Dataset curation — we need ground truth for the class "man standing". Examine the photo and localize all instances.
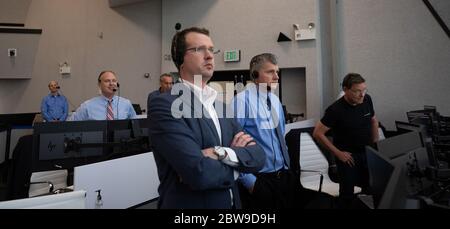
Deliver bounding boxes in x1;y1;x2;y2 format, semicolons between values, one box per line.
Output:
148;27;265;209
71;71;136;121
41;80;68;122
147;73;174;109
313;73;379;207
233;53;302;208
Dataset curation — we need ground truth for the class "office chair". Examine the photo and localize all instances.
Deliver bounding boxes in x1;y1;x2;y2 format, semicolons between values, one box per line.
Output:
132;104;144;115
282;105;304;123
286;128;361;196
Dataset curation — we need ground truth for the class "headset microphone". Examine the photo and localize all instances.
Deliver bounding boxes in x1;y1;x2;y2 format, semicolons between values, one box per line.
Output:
112;83;119;92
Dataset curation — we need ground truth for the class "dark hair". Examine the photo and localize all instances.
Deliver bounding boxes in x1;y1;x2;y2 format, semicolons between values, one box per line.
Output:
342;73;365;90
98;70;116;82
159;73;173;82
249;53;278;80
171;27;210;71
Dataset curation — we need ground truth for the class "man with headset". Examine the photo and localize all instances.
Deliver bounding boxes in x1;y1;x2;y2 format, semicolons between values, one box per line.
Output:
147;73;174;110
148;27;265;209
71;70;136;121
232;53;300;208
41;80;69;122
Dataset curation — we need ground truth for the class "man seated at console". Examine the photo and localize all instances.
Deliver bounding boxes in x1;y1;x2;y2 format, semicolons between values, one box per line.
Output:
71;71;136;121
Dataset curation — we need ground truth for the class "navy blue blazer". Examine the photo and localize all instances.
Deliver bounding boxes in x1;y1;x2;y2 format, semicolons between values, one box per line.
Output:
148;84;265;209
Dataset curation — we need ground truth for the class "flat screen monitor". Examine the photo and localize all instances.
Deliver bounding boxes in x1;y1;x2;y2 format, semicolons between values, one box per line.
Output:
377;165;410;209
395;121;438;167
32;121;107;172
0;112;39;127
377;131;424;160
366;146;422;209
406;109;439;135
104;119;151;160
366;146;395;208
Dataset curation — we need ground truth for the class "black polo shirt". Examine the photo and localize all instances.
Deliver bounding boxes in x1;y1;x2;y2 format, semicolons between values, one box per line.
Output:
321;94;375;154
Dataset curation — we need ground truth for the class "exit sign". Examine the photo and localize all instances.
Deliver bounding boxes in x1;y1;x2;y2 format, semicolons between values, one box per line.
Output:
224;50;240;62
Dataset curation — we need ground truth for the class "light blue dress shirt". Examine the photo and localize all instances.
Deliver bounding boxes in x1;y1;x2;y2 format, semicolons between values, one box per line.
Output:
41;93;68;121
71;95;136;121
232;84;288;190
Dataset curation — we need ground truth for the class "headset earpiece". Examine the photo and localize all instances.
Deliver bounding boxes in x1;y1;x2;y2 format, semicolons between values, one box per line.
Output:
253;71;259;79
171;32;184;70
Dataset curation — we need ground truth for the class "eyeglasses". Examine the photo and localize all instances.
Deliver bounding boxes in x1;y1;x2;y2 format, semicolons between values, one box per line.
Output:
350;88;368;95
185;46;220;55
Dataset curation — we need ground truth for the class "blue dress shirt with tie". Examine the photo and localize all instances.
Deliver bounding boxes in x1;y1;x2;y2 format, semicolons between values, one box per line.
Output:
71;95;137;121
232;84;289;190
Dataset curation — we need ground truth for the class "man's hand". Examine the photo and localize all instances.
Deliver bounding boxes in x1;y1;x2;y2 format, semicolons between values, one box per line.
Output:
337;151;355;167
231;131;256;147
202;148;218;160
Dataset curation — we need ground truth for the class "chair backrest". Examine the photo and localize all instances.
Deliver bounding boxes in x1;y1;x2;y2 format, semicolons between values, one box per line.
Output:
29;170;68;197
285;127;314;177
132;104;143;115
299;133;329;183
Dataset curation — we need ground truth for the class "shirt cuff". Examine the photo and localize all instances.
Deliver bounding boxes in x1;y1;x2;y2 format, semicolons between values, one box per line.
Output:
222;147;239;167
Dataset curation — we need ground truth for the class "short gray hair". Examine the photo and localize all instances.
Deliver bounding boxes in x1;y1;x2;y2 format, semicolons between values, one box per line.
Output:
160;73;173;82
249;53;278;80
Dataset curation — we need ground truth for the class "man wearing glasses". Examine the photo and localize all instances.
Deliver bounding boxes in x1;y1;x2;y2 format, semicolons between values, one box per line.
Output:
313;73;379;208
148;27;265;209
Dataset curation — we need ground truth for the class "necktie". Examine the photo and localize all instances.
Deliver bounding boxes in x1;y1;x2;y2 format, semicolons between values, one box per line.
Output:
268;95;290;168
107;99;114;120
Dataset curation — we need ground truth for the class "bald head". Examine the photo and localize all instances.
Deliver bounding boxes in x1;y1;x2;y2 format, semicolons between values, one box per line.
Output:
48;81;60;94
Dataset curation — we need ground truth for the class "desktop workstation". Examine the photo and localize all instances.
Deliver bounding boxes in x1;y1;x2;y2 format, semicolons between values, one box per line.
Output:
2;117;159;208
363;107;450;209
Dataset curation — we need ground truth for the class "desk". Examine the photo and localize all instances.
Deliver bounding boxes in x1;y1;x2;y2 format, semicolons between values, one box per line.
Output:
74;152;159;209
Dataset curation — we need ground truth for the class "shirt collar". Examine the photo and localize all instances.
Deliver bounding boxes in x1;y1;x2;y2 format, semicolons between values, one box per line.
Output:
100;95;116;102
247;83;274;99
182;79;217;104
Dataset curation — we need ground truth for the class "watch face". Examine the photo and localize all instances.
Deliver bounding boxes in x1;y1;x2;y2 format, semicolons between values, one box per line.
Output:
215;147;226;160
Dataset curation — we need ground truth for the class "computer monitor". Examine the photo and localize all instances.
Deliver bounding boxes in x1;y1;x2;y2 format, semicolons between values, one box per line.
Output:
104;119;151;160
366;146;395;208
406;109;439;136
0;112;39;127
377;131;424;160
395;121;438;167
32;121;107;172
367;145;423;209
377;164;410;209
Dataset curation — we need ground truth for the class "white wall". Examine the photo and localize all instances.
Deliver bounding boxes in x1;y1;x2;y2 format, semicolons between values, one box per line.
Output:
0;0;162;114
335;0;450;129
0;0;31;24
161;0;322;119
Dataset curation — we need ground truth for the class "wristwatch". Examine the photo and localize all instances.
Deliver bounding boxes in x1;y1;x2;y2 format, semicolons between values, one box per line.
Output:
214;146;227;161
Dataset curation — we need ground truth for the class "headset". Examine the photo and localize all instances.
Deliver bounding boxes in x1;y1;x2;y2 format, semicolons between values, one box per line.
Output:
249;57;260;81
98;71;120;119
171;27;211;71
171;31;184;71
